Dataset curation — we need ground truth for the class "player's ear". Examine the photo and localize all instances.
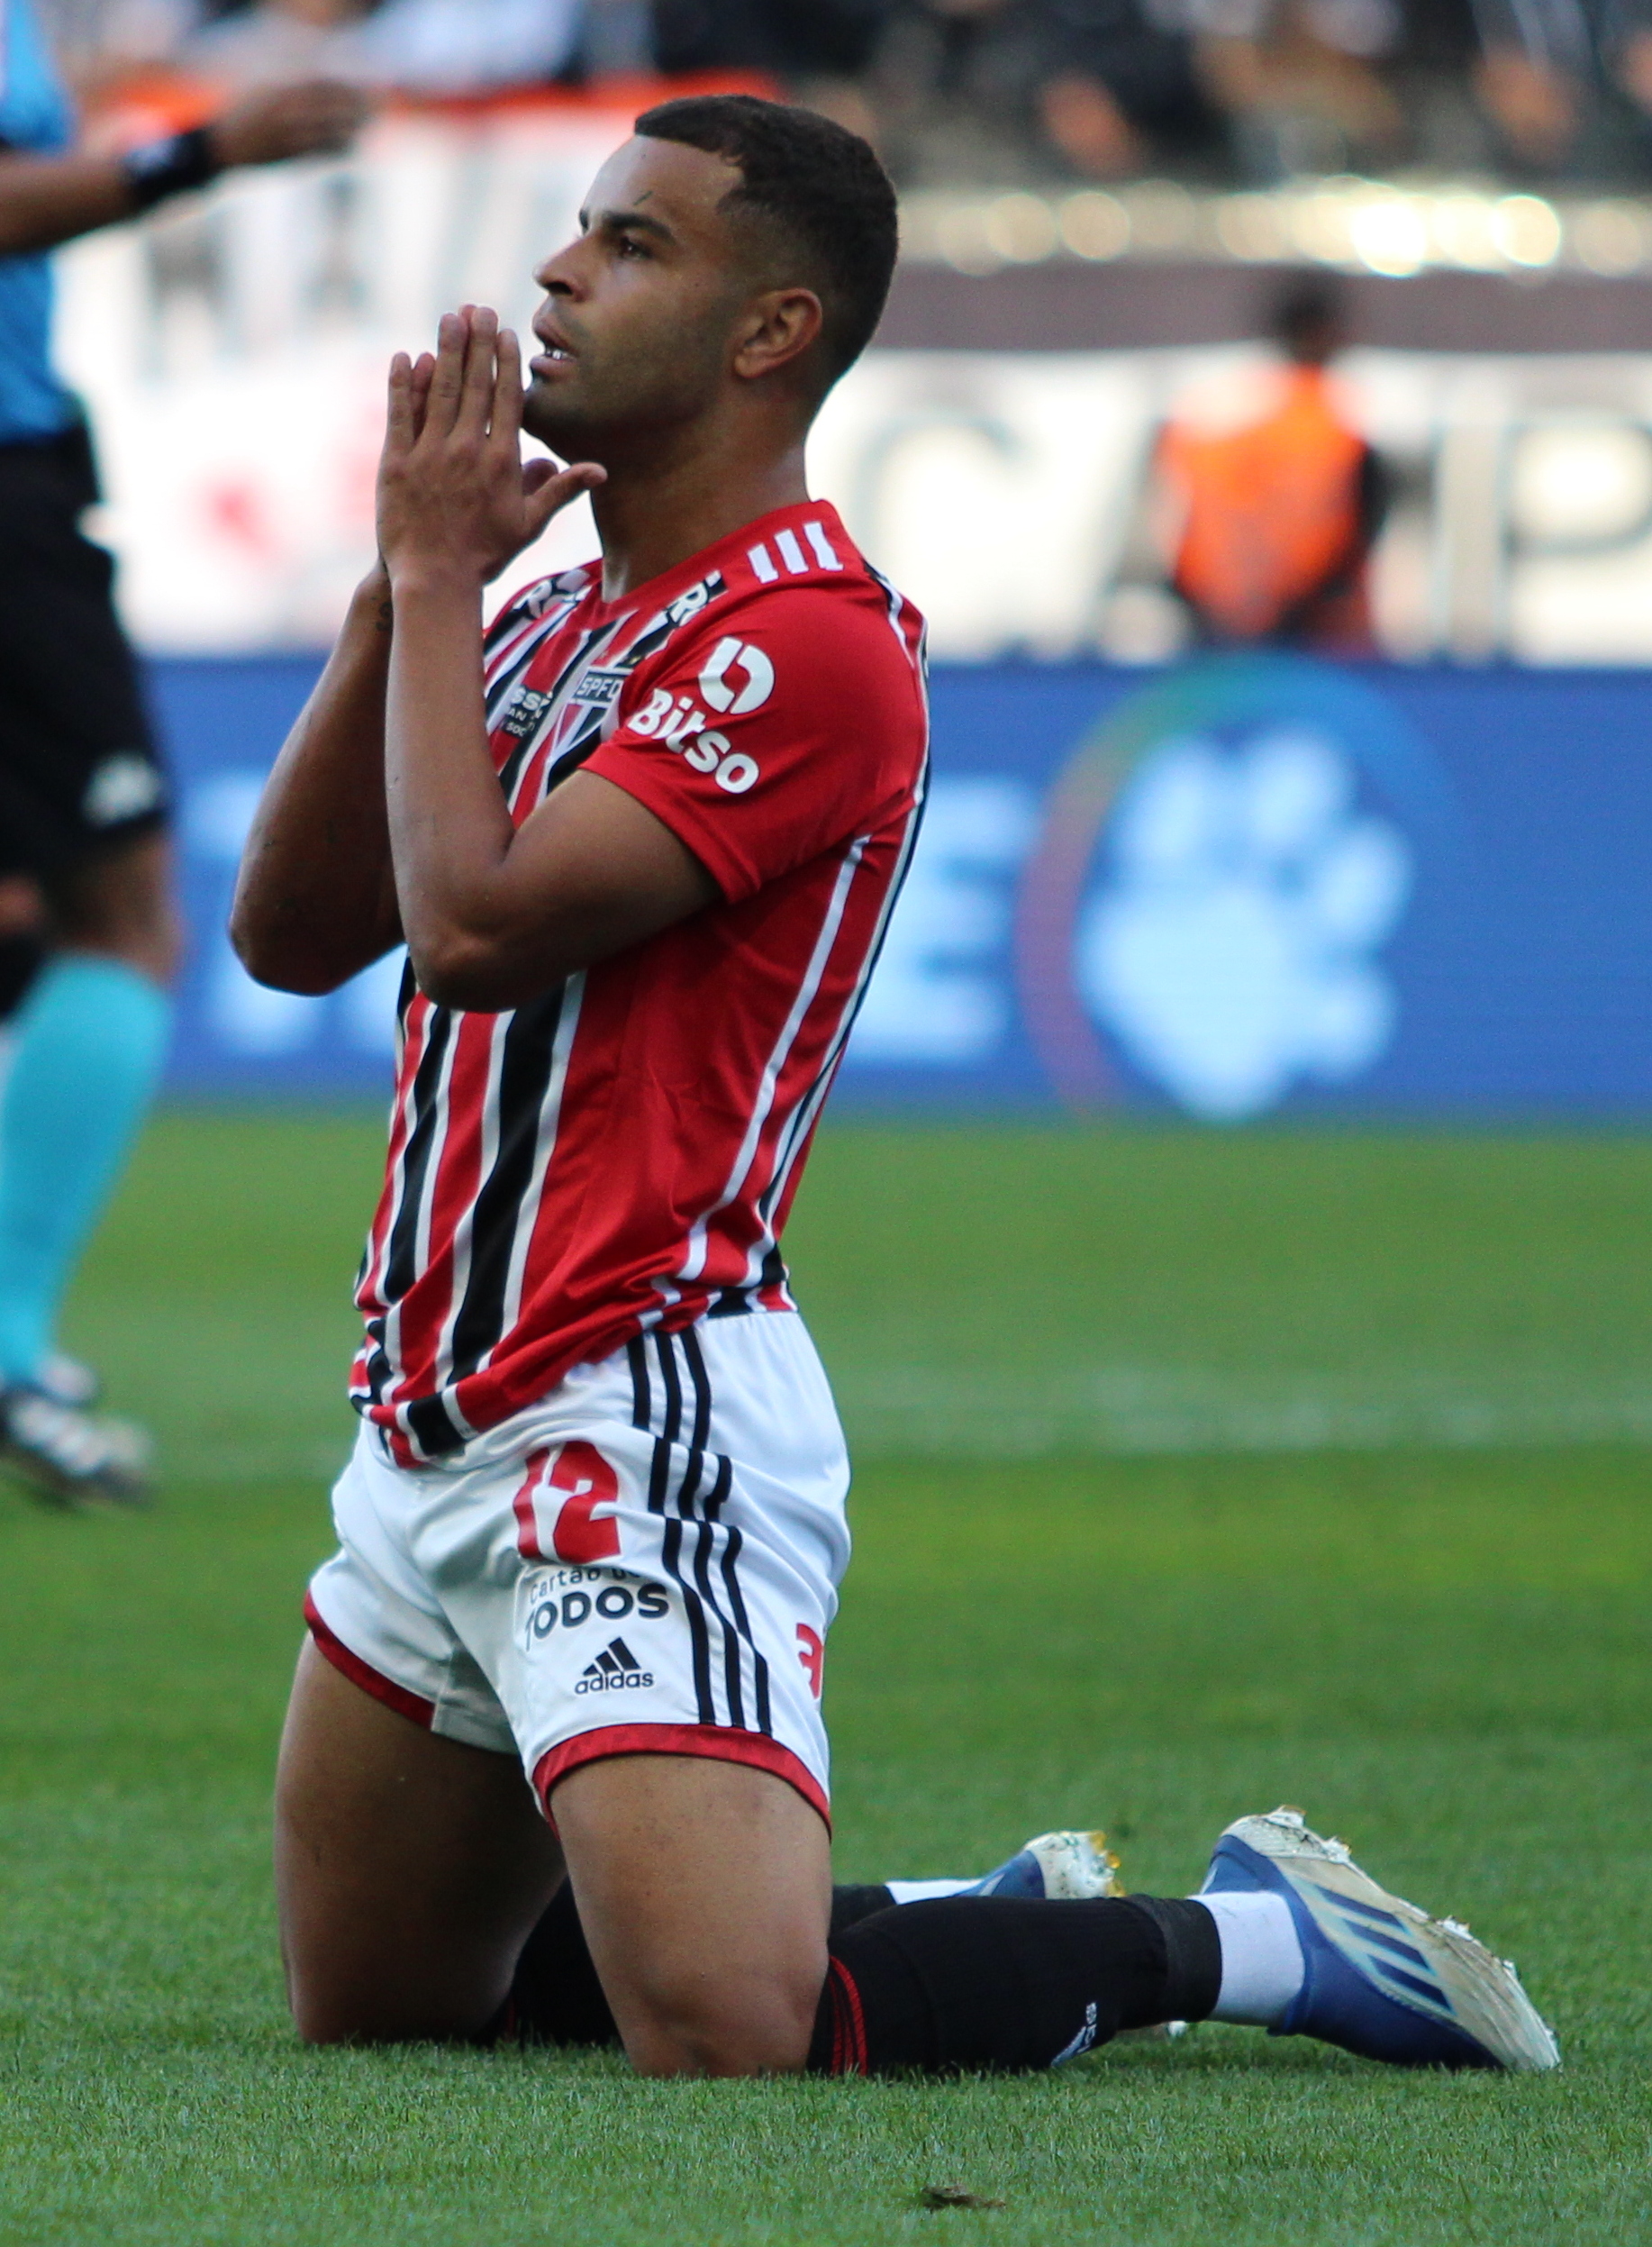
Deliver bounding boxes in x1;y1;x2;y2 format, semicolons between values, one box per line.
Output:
731;288;823;386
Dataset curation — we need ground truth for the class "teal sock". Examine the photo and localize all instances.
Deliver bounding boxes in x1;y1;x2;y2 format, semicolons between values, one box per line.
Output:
0;954;171;1385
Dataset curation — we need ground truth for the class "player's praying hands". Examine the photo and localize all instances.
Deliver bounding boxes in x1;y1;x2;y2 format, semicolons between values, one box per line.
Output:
377;307;604;590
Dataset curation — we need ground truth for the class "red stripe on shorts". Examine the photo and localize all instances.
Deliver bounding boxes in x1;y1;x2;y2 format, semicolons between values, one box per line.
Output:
304;1593;436;1730
827;1956;868;2075
532;1722;831;1831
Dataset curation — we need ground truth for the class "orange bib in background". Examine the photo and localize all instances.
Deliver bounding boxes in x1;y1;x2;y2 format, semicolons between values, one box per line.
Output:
1161;367;1372;645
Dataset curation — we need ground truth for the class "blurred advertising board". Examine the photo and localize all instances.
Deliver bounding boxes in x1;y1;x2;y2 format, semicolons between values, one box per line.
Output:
52;111;1652;666
159;651;1652;1119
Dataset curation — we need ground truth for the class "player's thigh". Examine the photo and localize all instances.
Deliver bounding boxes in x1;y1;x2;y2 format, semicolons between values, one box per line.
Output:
551;1751;831;2077
275;1639;564;2043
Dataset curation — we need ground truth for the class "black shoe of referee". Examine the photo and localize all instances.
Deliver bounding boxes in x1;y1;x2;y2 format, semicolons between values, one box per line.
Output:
0;1383;151;1508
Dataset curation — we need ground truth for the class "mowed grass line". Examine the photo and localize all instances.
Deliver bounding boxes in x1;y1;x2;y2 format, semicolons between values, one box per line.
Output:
0;1114;1644;2244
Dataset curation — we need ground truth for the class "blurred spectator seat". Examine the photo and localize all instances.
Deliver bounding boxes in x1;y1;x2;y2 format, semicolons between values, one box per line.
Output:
183;0;585;92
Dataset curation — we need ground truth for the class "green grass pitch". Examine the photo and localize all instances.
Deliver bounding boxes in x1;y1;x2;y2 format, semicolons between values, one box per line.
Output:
1;1113;1649;2244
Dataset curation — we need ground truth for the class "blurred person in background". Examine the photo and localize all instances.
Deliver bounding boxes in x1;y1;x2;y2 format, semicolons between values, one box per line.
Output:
650;0;894;138
1468;0;1652;174
0;0;364;1504
1180;0;1405;177
1028;0;1229;177
873;0;1224;180
1157;273;1387;650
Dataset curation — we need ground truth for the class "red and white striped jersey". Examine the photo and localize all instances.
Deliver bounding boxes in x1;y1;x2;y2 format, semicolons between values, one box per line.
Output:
351;499;929;1466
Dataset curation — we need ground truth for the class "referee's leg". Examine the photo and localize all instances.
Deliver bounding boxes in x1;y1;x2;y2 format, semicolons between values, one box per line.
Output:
0;434;180;1417
50;824;180;985
0;827;179;1404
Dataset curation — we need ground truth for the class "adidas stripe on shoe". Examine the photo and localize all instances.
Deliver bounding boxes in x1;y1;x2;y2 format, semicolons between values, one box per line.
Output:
1201;1806;1559;2071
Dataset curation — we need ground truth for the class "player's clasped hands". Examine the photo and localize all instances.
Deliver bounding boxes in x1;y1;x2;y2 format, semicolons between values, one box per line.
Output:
377;306;605;589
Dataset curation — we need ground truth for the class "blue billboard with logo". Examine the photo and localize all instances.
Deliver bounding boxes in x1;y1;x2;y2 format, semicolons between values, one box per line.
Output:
153;652;1652;1116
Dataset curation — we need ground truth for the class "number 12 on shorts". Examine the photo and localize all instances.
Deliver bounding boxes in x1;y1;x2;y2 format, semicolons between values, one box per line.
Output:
513;1442;622;1565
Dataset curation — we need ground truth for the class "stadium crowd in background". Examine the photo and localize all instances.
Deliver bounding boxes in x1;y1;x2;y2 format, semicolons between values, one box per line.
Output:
31;0;1652;183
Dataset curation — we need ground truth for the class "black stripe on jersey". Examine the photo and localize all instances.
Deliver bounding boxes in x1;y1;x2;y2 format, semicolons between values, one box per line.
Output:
674;1442;743;1731
680;1323;713;1454
665;1508;716;1725
703;1454;772;1736
653;1332;684;1448
404;1391;467;1459
707;1288;754;1318
358;1327;393;1409
644;1337;713;1723
677;1330;774;1737
445;986;567;1385
626;1338;651;1432
675;1332;745;1730
380;1006;453;1306
696;1456;749;1733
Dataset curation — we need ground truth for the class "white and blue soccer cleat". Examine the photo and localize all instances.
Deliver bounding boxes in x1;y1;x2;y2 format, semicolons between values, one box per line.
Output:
1203;1806;1560;2071
966;1830;1124;1901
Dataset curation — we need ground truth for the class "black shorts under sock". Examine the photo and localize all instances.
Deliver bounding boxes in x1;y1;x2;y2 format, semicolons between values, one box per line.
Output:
809;1895;1221;2075
511;1879;899;2046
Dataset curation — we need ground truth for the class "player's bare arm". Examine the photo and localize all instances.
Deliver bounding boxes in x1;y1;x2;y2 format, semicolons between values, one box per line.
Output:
376;307;720;1012
0;82;365;259
229;567;404;995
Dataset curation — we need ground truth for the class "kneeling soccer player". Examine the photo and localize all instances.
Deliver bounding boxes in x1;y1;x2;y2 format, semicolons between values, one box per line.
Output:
231;96;1557;2078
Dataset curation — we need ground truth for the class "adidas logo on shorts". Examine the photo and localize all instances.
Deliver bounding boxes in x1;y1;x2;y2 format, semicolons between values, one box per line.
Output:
575;1637;656;1695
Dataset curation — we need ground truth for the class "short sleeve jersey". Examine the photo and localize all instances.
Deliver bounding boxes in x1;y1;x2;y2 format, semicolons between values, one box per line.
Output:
0;0;77;445
352;500;929;1466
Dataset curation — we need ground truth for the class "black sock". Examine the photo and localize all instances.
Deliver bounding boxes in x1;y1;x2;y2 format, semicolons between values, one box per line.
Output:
808;1895;1221;2074
830;1883;896;1935
512;1880;616;2045
512;1879;900;2046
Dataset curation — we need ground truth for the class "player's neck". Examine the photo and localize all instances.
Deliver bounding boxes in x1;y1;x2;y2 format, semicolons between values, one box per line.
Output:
592;438;810;604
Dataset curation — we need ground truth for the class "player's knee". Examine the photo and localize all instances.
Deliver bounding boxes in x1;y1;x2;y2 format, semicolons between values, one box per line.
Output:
619;1963;820;2078
283;1960;500;2049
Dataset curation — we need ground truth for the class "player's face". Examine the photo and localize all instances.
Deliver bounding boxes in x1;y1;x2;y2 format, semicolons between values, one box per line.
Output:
523;137;759;458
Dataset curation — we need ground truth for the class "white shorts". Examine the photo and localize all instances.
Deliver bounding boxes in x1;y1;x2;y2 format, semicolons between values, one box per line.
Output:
305;1311;849;1826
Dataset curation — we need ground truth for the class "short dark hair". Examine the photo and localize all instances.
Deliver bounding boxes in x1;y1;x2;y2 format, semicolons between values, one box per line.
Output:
633;94;899;386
